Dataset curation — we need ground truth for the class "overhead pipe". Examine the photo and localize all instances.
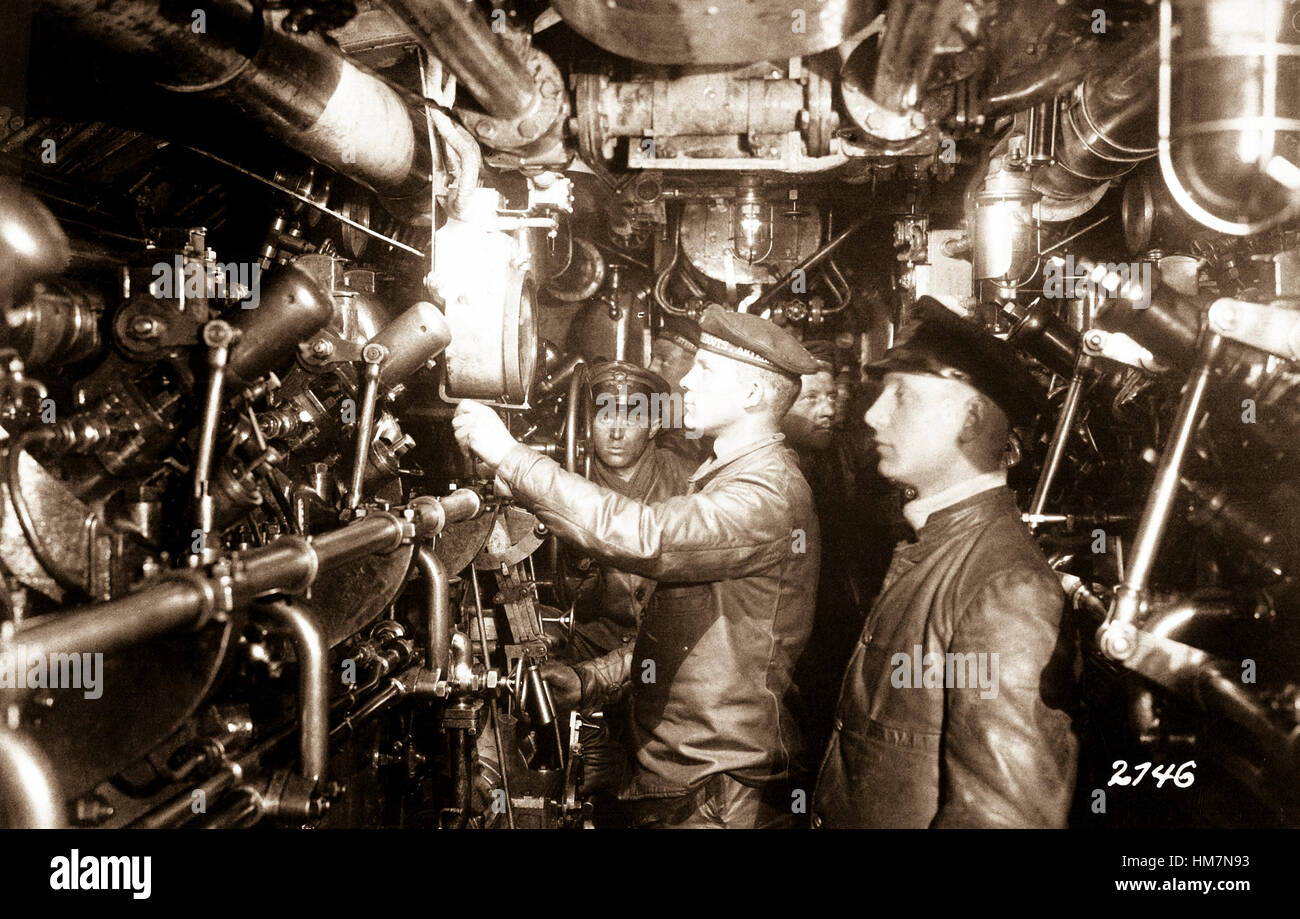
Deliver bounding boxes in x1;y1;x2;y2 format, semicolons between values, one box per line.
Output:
37;0;432;200
0;727;65;828
380;0;536;121
842;0;966;143
1032;32;1160;221
984;26;1156;118
985;44;1100;117
379;0;566;155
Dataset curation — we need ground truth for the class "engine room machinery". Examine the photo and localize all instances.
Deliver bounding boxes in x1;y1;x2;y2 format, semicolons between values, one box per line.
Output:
0;0;1299;829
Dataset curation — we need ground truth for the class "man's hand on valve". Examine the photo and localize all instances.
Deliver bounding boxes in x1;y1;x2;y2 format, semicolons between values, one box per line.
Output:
452;400;518;469
541;660;582;711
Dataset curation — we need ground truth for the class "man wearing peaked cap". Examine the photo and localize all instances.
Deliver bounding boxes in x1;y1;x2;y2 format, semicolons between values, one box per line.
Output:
569;361;694;658
811;296;1079;829
454;305;819;828
555;361;695;805
649;314;710;466
695;304;825;377
865;297;1047;428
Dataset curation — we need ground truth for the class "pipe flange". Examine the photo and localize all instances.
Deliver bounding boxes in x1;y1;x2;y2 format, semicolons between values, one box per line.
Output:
458;47;567;155
804;69;837;158
841;81;927;144
572;72;610;164
271;535;320;596
158;569;225;631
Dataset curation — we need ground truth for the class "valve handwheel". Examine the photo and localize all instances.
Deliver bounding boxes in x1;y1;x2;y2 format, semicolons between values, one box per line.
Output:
564;360;594;479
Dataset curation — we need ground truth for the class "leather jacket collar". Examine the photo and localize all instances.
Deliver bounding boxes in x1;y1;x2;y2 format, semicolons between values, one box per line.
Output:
689;431;786;485
904;486;1020;548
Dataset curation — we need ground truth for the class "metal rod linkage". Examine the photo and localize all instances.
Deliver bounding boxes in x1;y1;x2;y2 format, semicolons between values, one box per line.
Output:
1098;331;1224;660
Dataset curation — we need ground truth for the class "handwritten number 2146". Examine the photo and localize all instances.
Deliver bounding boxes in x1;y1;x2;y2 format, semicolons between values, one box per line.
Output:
1108;760;1196;788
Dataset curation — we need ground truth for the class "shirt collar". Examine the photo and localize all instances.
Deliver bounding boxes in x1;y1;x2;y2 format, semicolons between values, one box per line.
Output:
689;432;785;483
902;470;1008;532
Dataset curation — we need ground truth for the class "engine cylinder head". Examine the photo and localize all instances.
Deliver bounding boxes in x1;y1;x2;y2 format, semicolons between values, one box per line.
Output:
226;266;334;385
369;301;452;387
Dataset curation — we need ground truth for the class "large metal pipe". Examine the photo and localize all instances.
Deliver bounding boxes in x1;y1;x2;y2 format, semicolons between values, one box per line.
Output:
37;0;431;199
380;0;565;155
3;491;482;665
380;0;536;121
1033;33;1160;220
872;0;965;115
984;26;1156;118
985;44;1101;117
0;727;65;828
259;601;329;786
414;546;451;681
842;0;965;143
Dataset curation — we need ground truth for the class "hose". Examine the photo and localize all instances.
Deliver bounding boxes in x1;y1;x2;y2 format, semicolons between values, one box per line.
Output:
6;429;88;597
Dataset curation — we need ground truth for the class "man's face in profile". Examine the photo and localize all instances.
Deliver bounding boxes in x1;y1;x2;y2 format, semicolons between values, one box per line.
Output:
863;372;972;492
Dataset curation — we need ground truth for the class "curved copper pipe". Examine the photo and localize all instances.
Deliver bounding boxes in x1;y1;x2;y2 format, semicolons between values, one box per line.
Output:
0;727;65;828
414;546;451;682
259;601;329;786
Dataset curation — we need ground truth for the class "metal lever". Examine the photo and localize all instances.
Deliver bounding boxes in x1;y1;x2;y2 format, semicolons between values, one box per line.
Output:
1098;331;1224;661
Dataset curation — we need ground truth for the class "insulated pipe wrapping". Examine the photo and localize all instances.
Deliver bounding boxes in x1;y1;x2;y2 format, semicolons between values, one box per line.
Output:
1032;33;1159;216
37;0;432;199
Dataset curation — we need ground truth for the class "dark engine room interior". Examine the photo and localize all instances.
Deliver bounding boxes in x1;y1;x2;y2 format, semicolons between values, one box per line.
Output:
1;0;1299;838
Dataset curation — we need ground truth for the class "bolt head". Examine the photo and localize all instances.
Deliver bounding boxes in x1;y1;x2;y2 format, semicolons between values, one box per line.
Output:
130;316;160;338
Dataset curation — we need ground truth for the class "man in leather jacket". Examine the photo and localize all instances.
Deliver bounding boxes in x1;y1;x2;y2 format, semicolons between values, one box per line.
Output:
812;299;1079;828
455;306;821;828
559;361;694;804
781;342;873;763
567;360;695;658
